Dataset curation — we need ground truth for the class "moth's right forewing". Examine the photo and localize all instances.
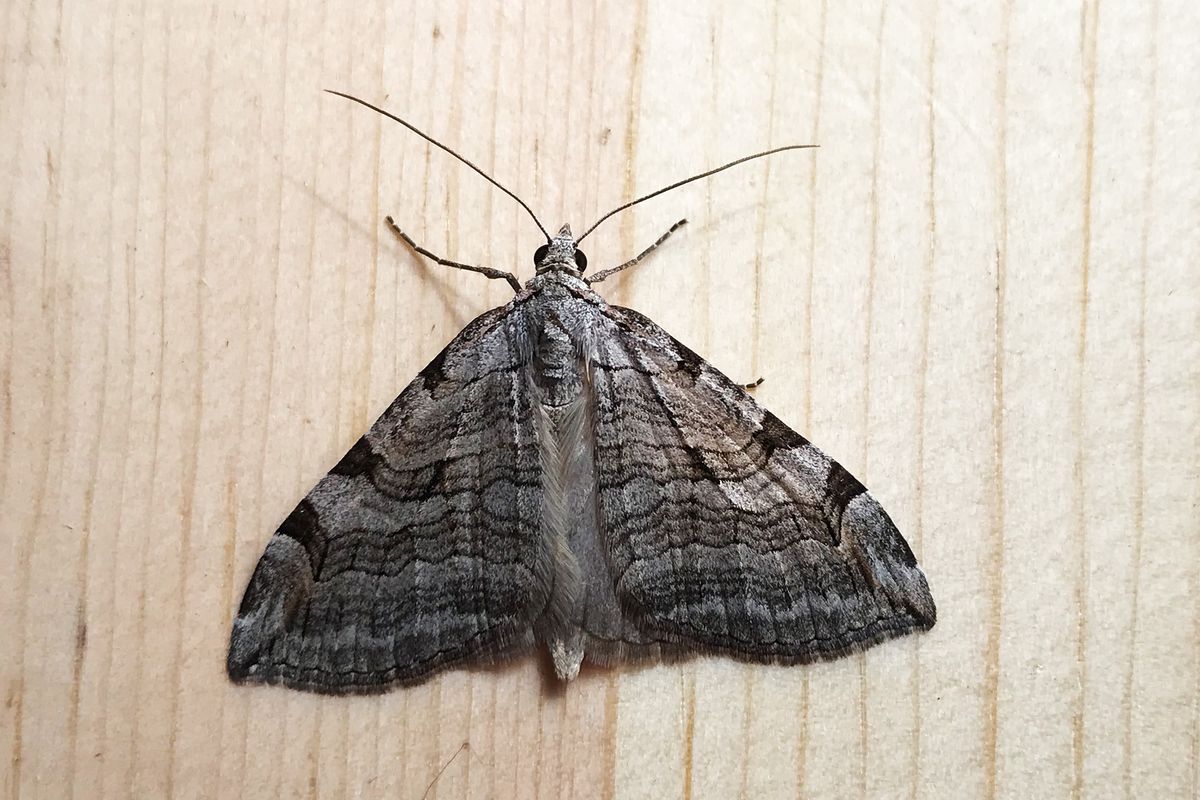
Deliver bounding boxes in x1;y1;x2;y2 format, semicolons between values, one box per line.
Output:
589;304;935;665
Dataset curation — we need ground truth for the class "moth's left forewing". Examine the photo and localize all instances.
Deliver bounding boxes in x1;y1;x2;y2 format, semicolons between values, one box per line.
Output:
587;303;935;664
228;301;550;694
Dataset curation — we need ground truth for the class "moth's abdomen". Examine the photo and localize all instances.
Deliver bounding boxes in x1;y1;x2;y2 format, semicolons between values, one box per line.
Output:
528;314;593;678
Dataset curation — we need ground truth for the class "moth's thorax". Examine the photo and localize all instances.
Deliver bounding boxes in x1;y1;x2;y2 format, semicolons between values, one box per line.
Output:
532;318;584;408
523;269;590;295
522;270;597;409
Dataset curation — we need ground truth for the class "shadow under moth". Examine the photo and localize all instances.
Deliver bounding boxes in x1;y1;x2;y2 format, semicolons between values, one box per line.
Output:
227;92;936;694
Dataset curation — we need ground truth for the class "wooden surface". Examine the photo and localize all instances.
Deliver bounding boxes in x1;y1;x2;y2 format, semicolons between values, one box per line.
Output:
3;1;1198;798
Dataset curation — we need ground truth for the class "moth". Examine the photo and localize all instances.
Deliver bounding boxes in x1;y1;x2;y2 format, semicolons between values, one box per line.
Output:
227;92;936;693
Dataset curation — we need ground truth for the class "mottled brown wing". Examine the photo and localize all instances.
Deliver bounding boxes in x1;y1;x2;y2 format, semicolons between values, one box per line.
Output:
590;305;935;664
227;303;548;693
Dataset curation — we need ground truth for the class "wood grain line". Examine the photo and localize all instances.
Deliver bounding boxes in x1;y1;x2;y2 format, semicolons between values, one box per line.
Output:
614;0;646;313
111;215;137;614
556;2;576;227
1123;2;1159;796
483;2;503;283
601;674;618;800
100;6;145;792
795;676;810;795
532;685;546;799
125;1;172;787
0;76;18;795
857;657;869;799
17;0;75;795
738;670;755;798
430;680;446;800
748;0;781;383
360;0;383;436
232;1;293;793
64;5;121;788
800;0;827;440
616;5;648;793
1193;509;1200;798
4;0;52;792
163;6;217;795
698;10;718;356
0;234;10;544
1073;3;1100;795
859;6;889;794
0;0;19;105
333;7;360;797
309;708;323;799
216;475;239;792
680;669;696;800
862;0;886;476
796;2;827;793
983;5;1014;797
109;11;143;800
909;2;939;796
579;2;596;225
482;678;497;800
0;0;24;517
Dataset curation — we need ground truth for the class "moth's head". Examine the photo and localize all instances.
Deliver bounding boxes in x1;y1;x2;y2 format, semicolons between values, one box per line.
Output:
534;224;588;276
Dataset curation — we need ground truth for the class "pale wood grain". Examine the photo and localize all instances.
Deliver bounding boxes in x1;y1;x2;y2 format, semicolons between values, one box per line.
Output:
2;1;1198;798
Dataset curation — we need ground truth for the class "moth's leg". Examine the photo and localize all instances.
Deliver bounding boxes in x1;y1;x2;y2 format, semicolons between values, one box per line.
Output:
385;216;522;293
586;218;687;284
742;377;764;390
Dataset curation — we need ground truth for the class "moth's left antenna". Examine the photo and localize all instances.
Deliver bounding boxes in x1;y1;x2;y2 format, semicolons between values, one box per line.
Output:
326;90;552;242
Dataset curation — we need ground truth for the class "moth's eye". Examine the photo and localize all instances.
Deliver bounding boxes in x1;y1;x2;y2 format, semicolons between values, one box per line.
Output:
534;244;549;266
574;249;588;272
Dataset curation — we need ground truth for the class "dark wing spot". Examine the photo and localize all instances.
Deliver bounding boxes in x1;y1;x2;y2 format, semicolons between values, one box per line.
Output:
331;436;383;477
675;351;704;380
824;462;867;544
277;499;327;575
418;346;450;391
752;411;811;458
682;441;722;484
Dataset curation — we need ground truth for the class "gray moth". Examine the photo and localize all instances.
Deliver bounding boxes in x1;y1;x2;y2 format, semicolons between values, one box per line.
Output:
227;95;936;694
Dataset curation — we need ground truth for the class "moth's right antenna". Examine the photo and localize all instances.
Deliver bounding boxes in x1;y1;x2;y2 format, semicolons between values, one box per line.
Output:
576;144;818;244
326;90;552;243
